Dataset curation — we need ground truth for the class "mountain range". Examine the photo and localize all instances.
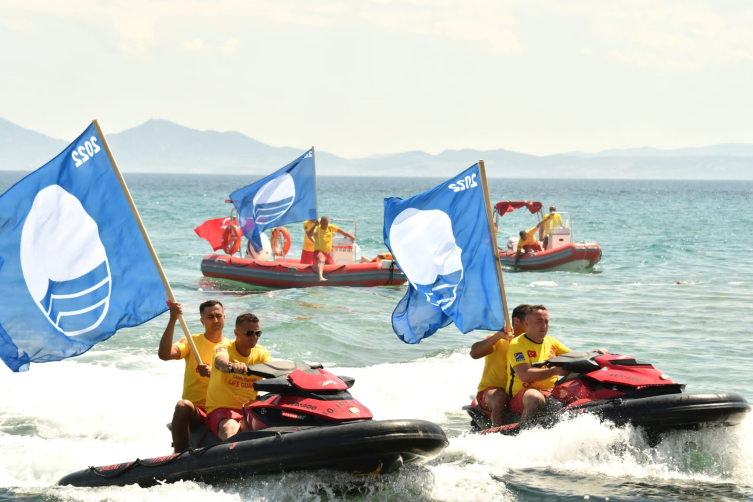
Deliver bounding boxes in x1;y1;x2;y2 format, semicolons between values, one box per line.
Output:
1;118;752;179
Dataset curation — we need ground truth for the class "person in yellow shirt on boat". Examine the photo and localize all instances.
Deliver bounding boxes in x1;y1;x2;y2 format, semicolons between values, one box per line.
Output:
470;304;531;427
306;216;355;282
359;252;393;263
540;205;563;250
206;312;272;441
300;220;318;265
159;300;229;453
515;220;546;270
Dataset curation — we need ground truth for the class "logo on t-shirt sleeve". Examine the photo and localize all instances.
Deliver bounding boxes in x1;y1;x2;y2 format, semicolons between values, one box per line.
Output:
528;350;537;358
215;346;227;354
177;338;186;345
514;352;525;362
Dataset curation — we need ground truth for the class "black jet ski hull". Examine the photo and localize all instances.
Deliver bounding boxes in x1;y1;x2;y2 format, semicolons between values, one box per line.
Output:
473;392;750;435
58;419;448;488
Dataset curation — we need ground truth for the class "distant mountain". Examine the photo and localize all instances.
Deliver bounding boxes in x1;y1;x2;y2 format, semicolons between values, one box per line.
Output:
0;118;67;171
1;118;752;179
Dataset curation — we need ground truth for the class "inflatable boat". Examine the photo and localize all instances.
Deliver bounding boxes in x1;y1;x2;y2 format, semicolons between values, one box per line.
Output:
494;201;602;272
59;361;448;487
464;351;750;439
201;254;407;288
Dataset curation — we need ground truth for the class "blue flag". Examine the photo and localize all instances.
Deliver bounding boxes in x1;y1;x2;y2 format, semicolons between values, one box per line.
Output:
383;163;505;343
230;149;317;251
0;123;168;372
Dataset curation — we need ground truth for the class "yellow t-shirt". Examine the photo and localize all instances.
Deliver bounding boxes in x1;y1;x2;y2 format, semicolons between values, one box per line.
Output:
303;221;317;252
518;226;539;248
206;341;273;413
313;224;340;253
542;213;563;237
175;333;229;409
506;335;570;397
477;336;510;393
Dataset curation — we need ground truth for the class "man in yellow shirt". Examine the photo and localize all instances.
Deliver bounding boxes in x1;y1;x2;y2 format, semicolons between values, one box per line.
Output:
300;220;317;265
158;300;229;452
470;304;531;427
306;215;355;281
540;205;563;250
515;220;546;270
206;312;273;441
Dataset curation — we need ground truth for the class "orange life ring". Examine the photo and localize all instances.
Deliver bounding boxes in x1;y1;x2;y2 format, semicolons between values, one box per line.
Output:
271;226;291;256
222;223;243;255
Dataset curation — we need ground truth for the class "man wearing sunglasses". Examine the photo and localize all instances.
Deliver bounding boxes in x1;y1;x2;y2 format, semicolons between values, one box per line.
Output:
205;312;272;441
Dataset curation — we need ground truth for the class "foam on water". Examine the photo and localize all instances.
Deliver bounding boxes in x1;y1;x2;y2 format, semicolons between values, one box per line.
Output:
2;352;751;501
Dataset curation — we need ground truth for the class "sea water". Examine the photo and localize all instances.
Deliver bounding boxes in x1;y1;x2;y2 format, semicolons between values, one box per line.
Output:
0;173;751;501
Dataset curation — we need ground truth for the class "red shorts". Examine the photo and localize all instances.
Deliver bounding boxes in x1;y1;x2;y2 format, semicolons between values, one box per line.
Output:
509;388;551;415
476;389;493;410
195;406;207;422
207;408;243;437
313;250;334;265
522;243;542;253
300;249;314;264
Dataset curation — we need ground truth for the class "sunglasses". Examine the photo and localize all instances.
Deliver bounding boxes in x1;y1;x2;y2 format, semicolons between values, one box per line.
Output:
244;330;262;337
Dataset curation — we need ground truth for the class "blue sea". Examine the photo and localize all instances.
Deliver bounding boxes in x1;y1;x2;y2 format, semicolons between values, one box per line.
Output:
1;172;752;501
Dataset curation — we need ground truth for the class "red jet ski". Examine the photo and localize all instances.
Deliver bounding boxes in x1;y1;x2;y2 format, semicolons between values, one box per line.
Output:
464;352;750;439
59;361;448;488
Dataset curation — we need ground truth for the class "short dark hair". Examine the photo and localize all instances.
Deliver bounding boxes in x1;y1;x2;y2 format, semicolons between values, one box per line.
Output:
236;312;259;327
199;300;223;315
512;304;532;321
527;305;547;316
519;230;526;237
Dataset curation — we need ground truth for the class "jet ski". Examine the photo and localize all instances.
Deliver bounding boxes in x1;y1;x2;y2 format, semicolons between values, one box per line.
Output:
464;352;750;438
59;361;449;488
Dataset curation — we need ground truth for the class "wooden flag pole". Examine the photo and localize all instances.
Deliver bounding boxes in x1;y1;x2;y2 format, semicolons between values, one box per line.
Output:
92;120;202;364
478;160;511;334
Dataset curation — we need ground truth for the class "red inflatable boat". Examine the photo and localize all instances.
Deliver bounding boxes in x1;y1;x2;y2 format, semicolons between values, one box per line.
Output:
201;254;407;288
494;201;602;272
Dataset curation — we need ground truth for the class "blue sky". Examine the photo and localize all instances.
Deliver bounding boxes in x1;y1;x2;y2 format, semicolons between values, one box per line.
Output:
1;0;751;157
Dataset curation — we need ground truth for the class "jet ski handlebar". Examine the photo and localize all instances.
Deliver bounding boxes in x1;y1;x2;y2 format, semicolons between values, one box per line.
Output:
531;351;602;373
245;360;323;379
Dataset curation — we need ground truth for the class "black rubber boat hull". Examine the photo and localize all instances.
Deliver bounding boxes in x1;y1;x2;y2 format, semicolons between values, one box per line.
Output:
473;392;751;435
57;419;448;488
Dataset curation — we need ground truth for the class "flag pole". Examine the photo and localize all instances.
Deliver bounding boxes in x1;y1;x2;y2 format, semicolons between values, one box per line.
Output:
478;159;511;334
312;146;319;218
92;120;203;364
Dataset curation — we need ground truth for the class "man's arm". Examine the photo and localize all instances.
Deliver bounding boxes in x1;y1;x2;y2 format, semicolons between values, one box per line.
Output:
470;331;507;359
336;228;355;241
213;352;248;374
306;223;319;242
512;363;568;382
158;302;184;361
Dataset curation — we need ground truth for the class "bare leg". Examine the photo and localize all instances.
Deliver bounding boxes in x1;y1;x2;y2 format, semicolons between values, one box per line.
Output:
317;257;327;281
217;417;241;441
520;389;547;422
171;400;204;453
485;388;508;427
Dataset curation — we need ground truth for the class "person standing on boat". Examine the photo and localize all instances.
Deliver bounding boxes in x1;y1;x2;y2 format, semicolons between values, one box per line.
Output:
540;205;563;250
300;220;318;265
206;313;272;441
306;216;356;281
159;300;229;453
514;220;546;270
470;304;531;427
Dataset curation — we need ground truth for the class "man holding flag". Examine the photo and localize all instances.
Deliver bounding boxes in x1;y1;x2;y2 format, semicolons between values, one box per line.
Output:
0;122;172;373
383;161;509;343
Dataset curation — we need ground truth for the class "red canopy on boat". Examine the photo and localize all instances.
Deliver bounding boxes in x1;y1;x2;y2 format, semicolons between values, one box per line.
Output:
494;201;543;217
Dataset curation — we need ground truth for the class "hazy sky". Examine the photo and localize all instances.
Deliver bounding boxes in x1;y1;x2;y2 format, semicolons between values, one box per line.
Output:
1;0;752;157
